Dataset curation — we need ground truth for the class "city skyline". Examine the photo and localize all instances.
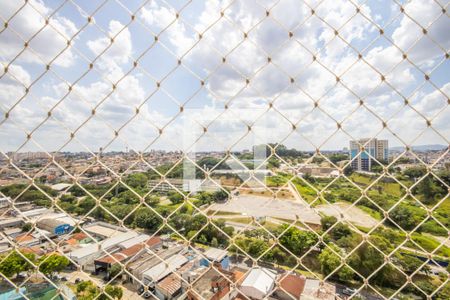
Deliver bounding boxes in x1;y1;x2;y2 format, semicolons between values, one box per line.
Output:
0;1;449;300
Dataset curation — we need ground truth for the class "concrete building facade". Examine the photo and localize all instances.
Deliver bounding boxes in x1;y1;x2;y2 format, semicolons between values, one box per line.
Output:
350;138;389;171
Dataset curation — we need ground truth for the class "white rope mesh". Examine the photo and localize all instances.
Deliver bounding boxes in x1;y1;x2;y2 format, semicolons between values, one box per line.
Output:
0;0;449;299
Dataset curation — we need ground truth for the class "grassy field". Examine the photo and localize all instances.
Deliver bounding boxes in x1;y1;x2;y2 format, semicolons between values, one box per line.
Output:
358;205;383;220
207;210;241;216
410;233;450;258
227;217;254;224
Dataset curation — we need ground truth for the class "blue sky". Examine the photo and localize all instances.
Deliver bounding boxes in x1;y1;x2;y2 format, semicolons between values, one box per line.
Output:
0;0;448;154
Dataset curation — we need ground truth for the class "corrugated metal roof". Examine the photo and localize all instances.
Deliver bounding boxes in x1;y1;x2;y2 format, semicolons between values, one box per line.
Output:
241;267;277;295
143;254;188;283
118;234;149;249
96;243;144;264
69;231;138;259
84;225;124;238
203;247;228;261
157;273;182;295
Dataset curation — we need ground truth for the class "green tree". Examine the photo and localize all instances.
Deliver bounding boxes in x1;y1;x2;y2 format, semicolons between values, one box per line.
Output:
100;285;123;300
389;205;423;230
21;222;32;232
321;215;337;231
416;176;445;204
0;251;35;278
213;189;229;202
349;237;392;283
125;173;148;189
76;197;96;215
436;282;450;300
134;207;162;231
211;237;219;248
266;246;287;266
268;157;281;168
247;239;269;258
403;166;426;179
344;166;354;176
396;254;428;275
168;192;184;205
328;153;349;164
279;225;318;255
318;244;354;281
109;264;122;280
76;281;123;300
38;253;70;275
60;194;76;203
330;223;352;240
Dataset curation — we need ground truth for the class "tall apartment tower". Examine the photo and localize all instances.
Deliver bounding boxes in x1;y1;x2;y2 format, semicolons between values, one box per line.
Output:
349;138;389;171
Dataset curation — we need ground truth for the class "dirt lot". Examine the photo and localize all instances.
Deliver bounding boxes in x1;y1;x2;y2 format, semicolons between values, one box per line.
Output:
315;202;379;228
209;195;322;226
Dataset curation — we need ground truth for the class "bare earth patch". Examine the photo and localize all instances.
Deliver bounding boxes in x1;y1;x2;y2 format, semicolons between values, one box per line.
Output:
316;202;379;228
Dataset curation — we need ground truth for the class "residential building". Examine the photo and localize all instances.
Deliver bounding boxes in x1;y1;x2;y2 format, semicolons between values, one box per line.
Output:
83;221;128;239
273;273;306;300
0;196;11;208
350;138;388;171
36;218;72;236
239;267;277;300
200;248;230;271
187;267;236;300
0;218;23;229
67;231;138;270
126;245;184;286
142;254;188;287
301;279;336;300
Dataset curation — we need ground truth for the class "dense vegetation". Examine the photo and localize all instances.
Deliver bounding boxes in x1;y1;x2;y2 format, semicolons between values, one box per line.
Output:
1;157;449;299
0;251;69;279
75;281;123;300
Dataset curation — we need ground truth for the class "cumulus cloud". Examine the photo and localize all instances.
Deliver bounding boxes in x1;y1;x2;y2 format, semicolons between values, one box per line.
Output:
0;0;77;67
0;0;448;152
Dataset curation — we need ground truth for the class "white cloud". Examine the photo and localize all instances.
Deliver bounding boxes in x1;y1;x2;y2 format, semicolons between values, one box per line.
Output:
0;0;448;152
0;0;77;67
87;20;132;65
86;20;133;82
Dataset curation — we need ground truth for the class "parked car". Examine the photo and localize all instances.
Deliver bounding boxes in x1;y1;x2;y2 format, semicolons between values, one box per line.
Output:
137;286;144;295
343;288;357;296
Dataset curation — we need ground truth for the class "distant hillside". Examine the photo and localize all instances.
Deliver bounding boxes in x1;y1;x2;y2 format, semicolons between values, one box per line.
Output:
390;144;448;152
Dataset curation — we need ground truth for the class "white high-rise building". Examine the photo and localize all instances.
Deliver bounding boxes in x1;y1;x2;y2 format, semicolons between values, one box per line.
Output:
349;138;389;171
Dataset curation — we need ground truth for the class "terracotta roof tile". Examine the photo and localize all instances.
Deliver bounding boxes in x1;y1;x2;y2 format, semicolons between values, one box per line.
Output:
279;274;306;299
96;244;144;264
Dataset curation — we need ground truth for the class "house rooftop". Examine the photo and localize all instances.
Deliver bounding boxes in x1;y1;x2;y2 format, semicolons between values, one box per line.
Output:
190;267;225;300
118;234;149;249
96;243;144;265
203;247;228;262
143;254;188;283
68;231;138;260
71;232;88;241
302;279;336;300
50;183;72;191
240;267;277;297
278;274;306;299
83;224;124;238
157;273;182;296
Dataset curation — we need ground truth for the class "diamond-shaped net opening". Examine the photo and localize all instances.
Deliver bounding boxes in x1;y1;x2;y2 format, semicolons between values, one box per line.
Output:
0;0;449;299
